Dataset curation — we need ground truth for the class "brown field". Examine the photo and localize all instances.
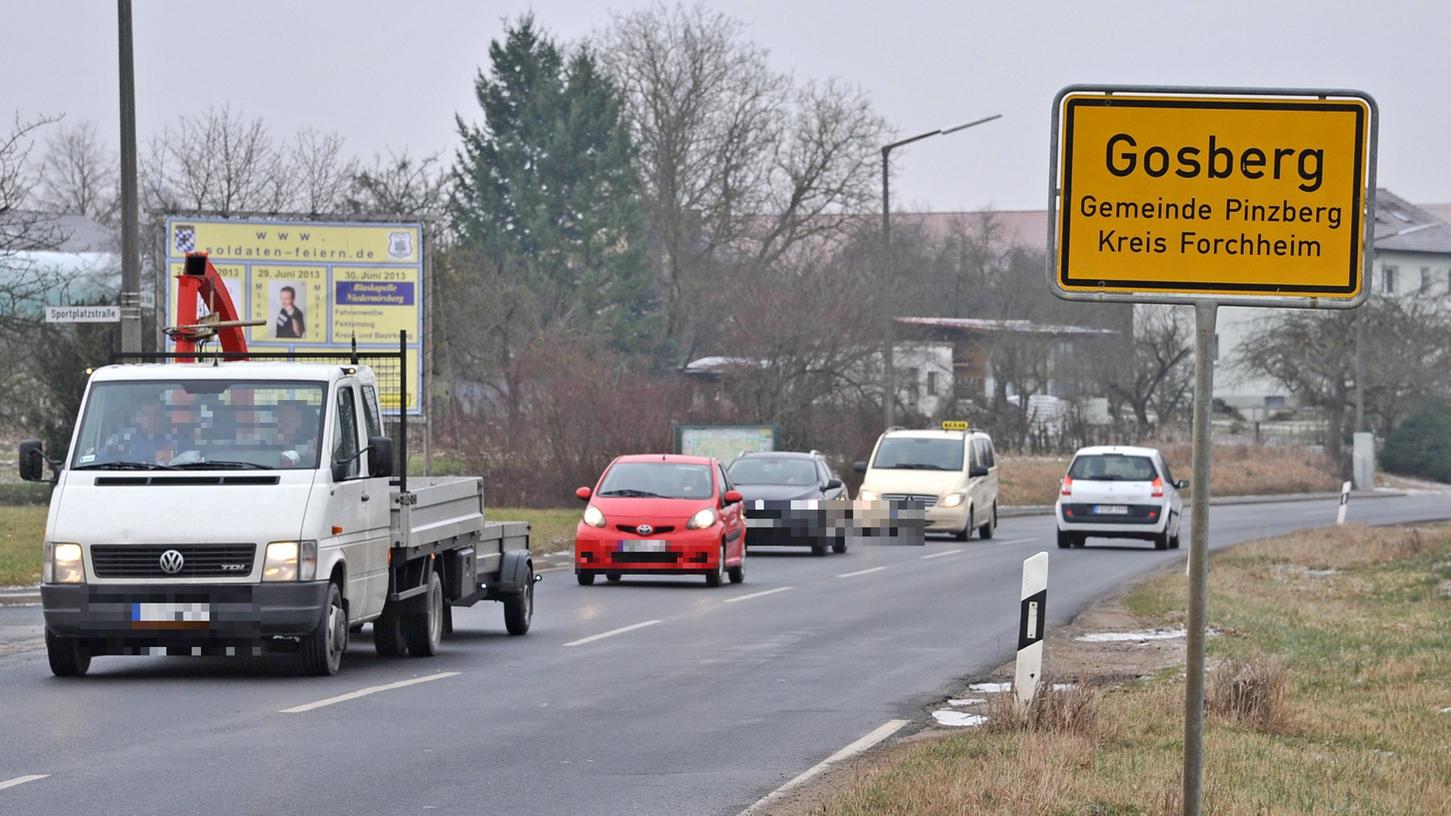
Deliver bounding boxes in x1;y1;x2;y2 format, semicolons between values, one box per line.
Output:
797;524;1451;816
999;443;1341;507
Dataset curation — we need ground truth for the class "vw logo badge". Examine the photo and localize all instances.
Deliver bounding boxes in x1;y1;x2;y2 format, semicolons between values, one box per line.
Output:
636;524;654;536
159;549;185;575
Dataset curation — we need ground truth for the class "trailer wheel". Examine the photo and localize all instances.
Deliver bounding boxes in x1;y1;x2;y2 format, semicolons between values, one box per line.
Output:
403;570;444;657
577;571;596;586
832;535;848;554
606;573;621;583
504;568;534;636
45;630;91;677
300;582;346;676
373;607;408;656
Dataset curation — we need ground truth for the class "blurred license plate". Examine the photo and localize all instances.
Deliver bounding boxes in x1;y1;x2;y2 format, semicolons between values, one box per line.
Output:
619;540;667;552
131;602;210;623
1092;505;1129;515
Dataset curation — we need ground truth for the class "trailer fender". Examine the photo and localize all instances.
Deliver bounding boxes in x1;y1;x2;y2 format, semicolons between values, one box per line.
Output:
492;550;534;596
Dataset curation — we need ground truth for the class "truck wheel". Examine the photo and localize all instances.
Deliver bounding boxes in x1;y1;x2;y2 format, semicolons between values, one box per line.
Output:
978;503;997;540
404;570;444;657
504;566;534;636
373;607;408;657
832;535;848;554
300;582;347;676
705;545;725;587
577;571;596;586
46;630;91;677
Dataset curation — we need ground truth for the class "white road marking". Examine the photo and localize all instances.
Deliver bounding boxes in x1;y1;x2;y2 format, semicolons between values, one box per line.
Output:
0;775;50;791
921;549;962;559
724;586;795;604
836;566;887;578
738;719;908;815
993;537;1038;546
279;671;460;714
563;619;662;647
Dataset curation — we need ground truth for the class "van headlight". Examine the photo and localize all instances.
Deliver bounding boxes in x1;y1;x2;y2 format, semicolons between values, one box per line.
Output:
45;542;85;584
582;505;607;528
262;540;317;582
686;508;717;530
940;491;967;508
858;489;878;502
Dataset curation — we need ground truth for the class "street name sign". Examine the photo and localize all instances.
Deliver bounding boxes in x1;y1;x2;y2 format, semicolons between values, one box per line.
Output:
1048;86;1377;307
45;305;121;323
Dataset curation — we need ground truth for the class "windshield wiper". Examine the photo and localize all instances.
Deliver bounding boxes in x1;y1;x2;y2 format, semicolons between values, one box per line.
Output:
599;489;663;497
173;460;273;470
889;463;953;471
73;461;178;471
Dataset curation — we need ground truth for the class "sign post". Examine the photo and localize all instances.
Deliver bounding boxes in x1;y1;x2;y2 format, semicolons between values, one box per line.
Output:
1047;85;1376;816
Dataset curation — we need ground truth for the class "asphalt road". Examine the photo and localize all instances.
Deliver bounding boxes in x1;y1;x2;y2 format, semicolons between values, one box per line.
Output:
1;493;1447;816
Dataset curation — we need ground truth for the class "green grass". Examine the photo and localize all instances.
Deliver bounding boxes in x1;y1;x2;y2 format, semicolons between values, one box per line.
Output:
803;523;1451;816
0;505;47;586
0;502;579;586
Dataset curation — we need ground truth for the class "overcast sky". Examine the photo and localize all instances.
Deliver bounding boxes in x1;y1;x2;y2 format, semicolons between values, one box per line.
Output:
2;0;1445;212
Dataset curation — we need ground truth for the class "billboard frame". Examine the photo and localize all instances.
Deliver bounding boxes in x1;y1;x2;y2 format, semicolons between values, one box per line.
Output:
672;423;780;461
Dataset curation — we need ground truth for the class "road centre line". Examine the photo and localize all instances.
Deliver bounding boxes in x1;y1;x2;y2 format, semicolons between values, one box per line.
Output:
738;719;908;815
921;549;962;559
563;619;662;647
836;566;887;578
0;775;50;792
724;586;795;604
278;672;460;714
993;537;1038;545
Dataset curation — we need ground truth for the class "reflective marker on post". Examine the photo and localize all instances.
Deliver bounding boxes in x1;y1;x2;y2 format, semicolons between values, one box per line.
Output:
1014;552;1049;709
1337;480;1352;525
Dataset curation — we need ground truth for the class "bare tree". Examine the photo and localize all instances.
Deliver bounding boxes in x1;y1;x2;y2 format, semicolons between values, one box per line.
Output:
290;128;355;215
1106;304;1194;437
346;148;449;222
143;106;295;214
33;120;117;222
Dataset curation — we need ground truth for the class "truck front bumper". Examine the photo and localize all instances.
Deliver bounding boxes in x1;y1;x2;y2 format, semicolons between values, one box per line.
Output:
41;581;330;644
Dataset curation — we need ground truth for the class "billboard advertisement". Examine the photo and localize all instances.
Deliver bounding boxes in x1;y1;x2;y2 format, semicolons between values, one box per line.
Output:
674;424;778;462
164;216;425;415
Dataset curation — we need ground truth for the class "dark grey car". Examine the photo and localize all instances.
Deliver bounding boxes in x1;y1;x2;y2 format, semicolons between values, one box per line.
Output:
727;451;850;555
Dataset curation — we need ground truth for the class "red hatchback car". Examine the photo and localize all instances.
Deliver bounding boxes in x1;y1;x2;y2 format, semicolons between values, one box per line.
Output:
574;454;747;587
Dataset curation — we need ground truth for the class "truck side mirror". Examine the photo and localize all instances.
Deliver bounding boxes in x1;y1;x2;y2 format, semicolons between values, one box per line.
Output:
969;465;989;478
18;439;54;483
367;436;394;478
852;461;867;474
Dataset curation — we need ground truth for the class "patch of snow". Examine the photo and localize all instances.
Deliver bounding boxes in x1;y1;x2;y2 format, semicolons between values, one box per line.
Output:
947;697;986;707
1305;568;1340;577
1051;683;1077;691
1075;628;1188;643
967;682;1011;693
932;710;987;727
1440;706;1451;715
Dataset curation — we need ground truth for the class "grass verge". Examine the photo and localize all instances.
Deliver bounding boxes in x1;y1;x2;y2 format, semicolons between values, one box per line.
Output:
1000;443;1341;507
798;523;1451;815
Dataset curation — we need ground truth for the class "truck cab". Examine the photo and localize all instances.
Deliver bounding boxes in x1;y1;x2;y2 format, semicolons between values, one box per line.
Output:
21;360;535;677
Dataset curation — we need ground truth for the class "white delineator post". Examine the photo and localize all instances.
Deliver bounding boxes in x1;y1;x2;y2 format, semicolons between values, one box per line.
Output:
1014;552;1050;708
1337;480;1352;525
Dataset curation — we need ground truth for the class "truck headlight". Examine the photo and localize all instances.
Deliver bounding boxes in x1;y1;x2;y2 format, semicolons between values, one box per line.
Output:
582;505;607;528
940;491;967;508
262;540;317;582
686;508;717;530
45;542;85;584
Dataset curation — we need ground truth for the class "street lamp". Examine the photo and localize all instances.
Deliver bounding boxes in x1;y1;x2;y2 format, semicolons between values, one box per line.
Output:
881;114;1001;428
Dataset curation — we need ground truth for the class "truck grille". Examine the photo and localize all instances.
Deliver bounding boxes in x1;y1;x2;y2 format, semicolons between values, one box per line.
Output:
881;493;939;508
90;544;257;578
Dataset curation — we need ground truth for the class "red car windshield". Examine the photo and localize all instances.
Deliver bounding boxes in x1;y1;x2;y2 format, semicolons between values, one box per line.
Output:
598;462;715;500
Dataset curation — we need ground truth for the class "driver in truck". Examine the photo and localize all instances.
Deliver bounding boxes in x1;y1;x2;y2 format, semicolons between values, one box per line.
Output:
274;400;319;468
104;400;174;465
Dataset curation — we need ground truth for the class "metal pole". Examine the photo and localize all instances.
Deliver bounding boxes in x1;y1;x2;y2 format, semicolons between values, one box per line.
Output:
882;147;894;428
117;0;142;353
1183;299;1218;816
1353;310;1365;432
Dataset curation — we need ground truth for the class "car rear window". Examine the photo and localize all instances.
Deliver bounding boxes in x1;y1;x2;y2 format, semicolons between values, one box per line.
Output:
727;457;818;486
1068;454;1158;481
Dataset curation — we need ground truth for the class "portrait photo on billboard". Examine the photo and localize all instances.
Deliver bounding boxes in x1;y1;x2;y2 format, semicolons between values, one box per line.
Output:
271;281;309;340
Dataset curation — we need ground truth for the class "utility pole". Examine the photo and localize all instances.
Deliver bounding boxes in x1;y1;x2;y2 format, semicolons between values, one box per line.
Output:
118;0;142;353
880;114;1000;428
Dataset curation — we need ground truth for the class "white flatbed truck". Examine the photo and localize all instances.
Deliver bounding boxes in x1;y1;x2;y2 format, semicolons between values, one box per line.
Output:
20;358;537;676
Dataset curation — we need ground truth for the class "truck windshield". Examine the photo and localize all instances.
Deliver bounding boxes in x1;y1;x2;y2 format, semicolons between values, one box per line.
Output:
70;380;328;470
727;457;818;486
598;463;716;500
1068;454;1158;482
870;437;964;471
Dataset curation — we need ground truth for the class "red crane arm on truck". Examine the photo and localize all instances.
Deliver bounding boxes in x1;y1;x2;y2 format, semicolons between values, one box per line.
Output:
168;252;254;361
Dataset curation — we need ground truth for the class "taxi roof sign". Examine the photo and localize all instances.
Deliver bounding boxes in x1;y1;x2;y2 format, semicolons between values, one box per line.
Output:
1047;85;1377;309
941;420;971;431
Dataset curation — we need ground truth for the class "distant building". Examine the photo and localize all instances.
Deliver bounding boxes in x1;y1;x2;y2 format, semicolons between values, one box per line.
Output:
0;212;119;313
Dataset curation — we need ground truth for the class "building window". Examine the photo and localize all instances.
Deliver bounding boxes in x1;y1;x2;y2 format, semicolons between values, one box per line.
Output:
1383;265;1398;294
925;371;938;397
